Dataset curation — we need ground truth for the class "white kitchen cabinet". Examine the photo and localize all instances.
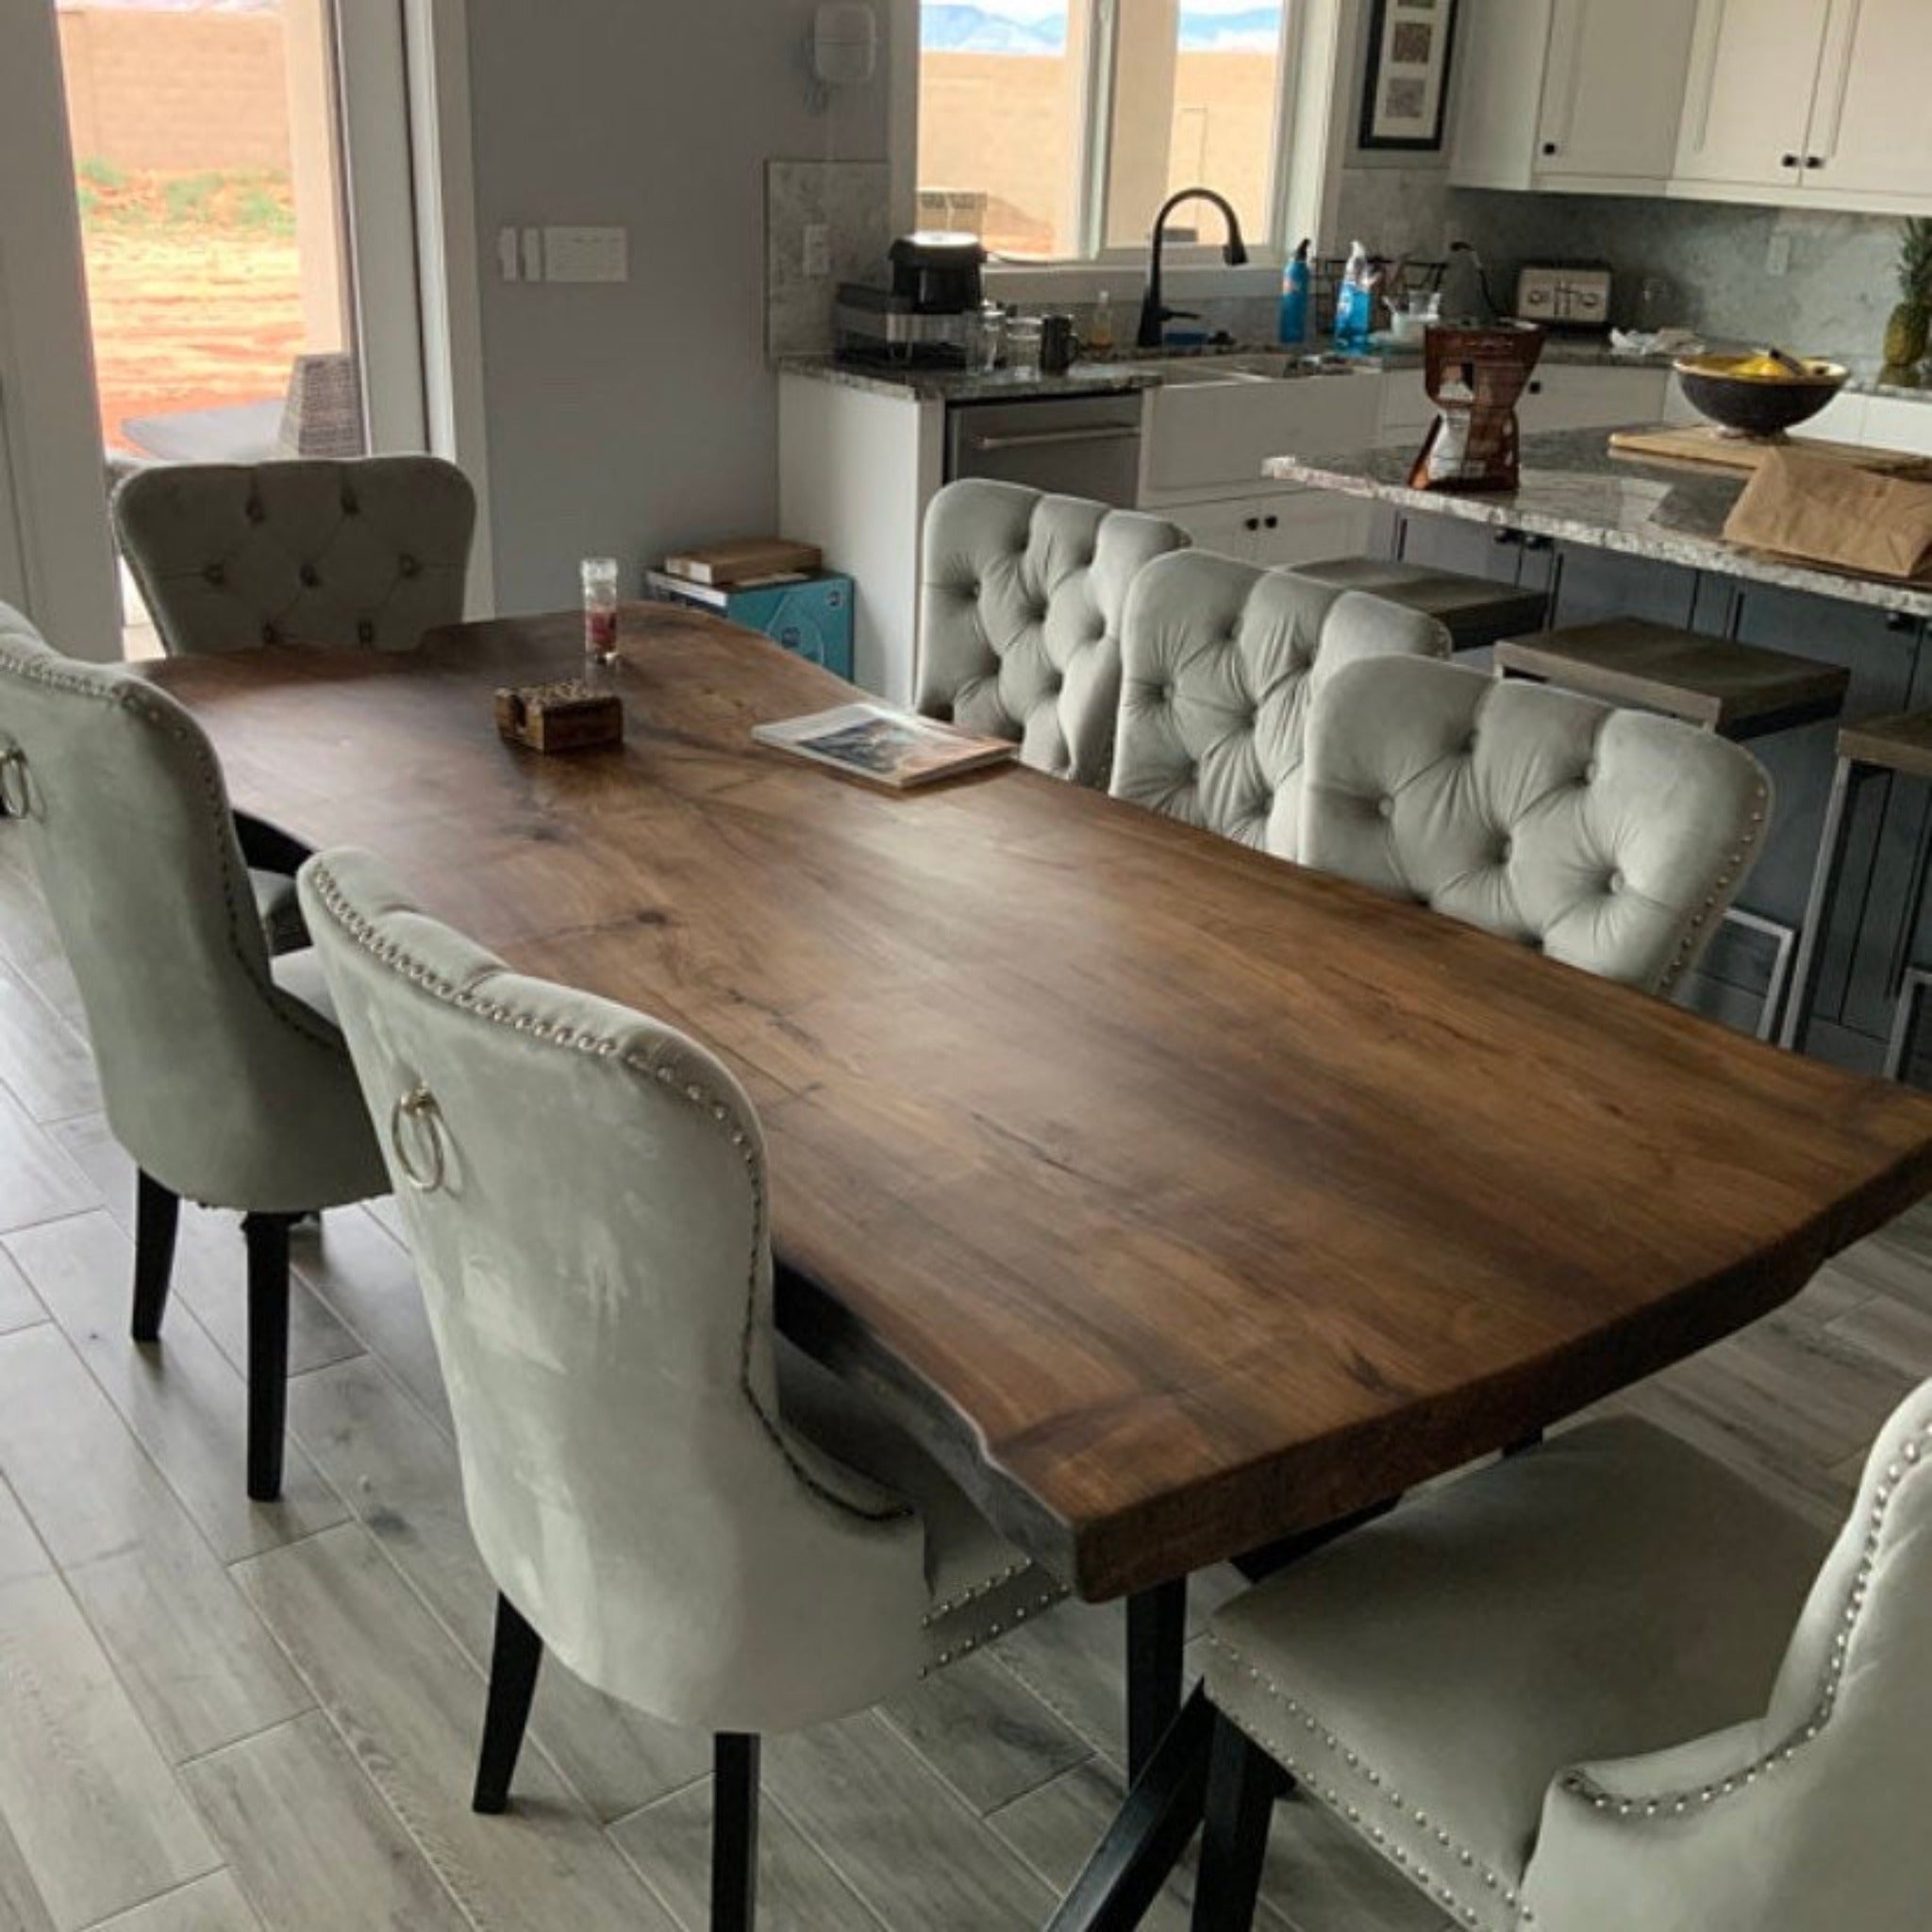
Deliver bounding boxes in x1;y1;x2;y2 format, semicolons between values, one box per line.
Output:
1672;0;1932;213
1518;365;1671;435
1863;397;1932;460
1139;371;1380;503
1166;492;1373;569
1449;0;1694;195
1805;0;1932;209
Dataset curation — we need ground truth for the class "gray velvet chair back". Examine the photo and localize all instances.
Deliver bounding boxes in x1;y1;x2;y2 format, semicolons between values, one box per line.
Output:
1109;549;1452;856
917;478;1189;787
1525;1382;1932;1929
0;603;380;1211
1302;655;1771;993
296;848;947;1736
113;456;475;656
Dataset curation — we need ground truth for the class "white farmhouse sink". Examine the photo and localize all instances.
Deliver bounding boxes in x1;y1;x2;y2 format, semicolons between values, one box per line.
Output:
1139;362;1381;496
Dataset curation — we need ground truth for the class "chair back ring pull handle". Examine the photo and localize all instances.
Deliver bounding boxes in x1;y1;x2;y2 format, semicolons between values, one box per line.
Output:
390;1084;447;1192
0;748;29;819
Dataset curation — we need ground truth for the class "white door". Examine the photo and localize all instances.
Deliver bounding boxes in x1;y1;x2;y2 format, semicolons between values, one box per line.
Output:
1535;0;1696;189
1674;0;1832;193
1803;0;1932;208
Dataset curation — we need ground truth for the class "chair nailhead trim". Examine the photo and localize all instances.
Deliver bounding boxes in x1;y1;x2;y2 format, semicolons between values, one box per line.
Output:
1206;1631;1534;1929
0;640;341;1058
305;859;915;1533
1557;1410;1932;1818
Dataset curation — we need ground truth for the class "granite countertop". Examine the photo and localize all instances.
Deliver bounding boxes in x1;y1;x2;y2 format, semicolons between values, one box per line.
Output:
1263;427;1932;621
777;356;1164;404
782;338;1932;408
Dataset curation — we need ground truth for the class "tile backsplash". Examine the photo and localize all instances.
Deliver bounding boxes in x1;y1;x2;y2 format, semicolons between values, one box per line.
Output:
1445;189;1911;374
765;158;892;360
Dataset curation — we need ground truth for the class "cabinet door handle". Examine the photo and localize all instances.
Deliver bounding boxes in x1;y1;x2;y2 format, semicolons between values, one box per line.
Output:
1263;515;1279;530
1541;142;1557;157
1242;517;1260;533
1526;380;1544;395
1781;152;1801;168
1804;155;1824;170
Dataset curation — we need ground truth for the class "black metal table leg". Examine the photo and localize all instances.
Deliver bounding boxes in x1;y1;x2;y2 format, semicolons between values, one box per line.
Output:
1047;1684;1214;1932
1126;1576;1187;1784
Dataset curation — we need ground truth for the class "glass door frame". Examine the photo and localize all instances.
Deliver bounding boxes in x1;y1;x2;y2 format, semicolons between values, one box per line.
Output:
0;0;491;662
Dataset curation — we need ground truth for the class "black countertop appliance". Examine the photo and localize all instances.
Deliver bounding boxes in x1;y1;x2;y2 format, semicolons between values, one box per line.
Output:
889;231;986;314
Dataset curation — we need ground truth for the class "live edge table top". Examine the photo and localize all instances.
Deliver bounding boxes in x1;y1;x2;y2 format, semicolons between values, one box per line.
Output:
142;608;1932;1600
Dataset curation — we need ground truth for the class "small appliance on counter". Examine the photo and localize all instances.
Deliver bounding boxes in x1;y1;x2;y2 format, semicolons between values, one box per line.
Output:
835;231;987;368
1514;261;1612;333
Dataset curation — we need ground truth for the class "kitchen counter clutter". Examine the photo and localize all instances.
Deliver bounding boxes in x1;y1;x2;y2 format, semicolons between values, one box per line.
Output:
1263;428;1932;621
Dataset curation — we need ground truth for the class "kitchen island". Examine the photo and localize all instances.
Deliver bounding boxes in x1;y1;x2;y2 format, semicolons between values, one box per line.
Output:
1265;427;1932;1068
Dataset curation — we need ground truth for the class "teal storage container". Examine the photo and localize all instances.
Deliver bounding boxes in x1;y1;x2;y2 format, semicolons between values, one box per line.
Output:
649;570;855;682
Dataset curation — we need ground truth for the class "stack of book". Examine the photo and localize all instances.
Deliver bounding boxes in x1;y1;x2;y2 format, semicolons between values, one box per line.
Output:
645;538;855;681
647;538;823;608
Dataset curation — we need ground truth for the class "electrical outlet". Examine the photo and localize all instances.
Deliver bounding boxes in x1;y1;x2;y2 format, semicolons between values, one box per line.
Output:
803;223;832;279
1766;231;1792;278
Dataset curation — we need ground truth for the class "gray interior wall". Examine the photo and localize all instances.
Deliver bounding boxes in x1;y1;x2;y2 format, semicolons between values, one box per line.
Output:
463;2;891;614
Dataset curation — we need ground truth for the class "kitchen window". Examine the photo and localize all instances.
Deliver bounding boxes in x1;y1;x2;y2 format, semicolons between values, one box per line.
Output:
916;0;1293;262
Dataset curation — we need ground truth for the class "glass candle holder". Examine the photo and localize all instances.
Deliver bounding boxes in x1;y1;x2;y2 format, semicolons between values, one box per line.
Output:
581;557;620;664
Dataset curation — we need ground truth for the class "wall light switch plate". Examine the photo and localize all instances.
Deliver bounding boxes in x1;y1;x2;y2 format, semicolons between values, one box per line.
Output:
803;223;832;279
1766;231;1792;278
521;227;544;283
496;226;521;282
544;225;630;283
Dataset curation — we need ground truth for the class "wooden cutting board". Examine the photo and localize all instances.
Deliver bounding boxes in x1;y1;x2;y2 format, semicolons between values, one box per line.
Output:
1609;423;1932;478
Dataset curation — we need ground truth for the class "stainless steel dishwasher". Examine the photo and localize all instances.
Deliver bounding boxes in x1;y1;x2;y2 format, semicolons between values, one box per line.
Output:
945;391;1145;508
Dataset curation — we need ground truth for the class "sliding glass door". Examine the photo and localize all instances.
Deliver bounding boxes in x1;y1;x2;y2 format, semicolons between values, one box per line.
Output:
0;0;433;660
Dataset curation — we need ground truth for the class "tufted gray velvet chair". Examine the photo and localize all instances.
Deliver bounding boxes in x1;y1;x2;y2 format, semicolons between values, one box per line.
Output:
917;478;1190;787
1192;1381;1932;1932
1109;549;1452;856
0;603;386;1501
113;456;475;658
295;846;1065;1926
1301;656;1772;995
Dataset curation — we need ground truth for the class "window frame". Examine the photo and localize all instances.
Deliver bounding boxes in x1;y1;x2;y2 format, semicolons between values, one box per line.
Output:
904;0;1310;282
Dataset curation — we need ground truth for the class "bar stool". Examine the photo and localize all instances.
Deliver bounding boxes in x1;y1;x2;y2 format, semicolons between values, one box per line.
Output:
1292;557;1551;653
1494;616;1851;1040
1783;709;1932;1076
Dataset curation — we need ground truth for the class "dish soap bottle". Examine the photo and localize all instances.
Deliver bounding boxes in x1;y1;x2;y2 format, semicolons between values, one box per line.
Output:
1334;241;1372;351
1279;239;1311;346
1089;289;1116;358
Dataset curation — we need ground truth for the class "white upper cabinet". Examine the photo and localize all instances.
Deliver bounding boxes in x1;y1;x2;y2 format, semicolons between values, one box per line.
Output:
1803;0;1932;209
1449;0;1694;194
1673;0;1932;211
1673;0;1829;193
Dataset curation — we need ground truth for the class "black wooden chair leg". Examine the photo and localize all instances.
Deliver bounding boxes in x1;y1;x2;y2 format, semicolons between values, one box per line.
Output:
473;1595;544;1813
130;1171;180;1342
242;1211;293;1501
1191;1714;1275;1932
711;1732;760;1932
1126;1576;1188;1783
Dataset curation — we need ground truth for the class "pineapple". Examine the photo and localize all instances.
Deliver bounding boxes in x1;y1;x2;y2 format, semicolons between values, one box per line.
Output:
1881;216;1932;377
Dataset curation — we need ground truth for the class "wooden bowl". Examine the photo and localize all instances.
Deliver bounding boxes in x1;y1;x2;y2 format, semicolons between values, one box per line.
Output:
1672;352;1849;438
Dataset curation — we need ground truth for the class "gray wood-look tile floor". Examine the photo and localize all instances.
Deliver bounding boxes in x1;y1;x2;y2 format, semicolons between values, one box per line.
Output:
2;812;1927;1931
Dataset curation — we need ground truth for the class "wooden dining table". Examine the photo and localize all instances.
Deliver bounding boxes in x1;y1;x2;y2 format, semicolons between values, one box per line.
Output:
142;605;1932;1927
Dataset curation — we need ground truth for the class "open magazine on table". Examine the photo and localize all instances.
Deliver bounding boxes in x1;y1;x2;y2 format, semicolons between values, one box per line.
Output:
751;703;1016;790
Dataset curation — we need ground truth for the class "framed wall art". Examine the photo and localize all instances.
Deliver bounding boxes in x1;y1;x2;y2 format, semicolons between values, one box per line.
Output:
1358;0;1459;153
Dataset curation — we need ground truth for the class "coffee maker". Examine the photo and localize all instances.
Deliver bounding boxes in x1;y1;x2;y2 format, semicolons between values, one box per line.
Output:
837;231;987;367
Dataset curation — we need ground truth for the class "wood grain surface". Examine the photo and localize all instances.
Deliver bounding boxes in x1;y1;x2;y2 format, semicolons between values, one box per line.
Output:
141;608;1932;1599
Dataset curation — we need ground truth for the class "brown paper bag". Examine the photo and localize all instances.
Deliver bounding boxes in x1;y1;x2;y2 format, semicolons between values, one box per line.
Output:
1724;447;1932;582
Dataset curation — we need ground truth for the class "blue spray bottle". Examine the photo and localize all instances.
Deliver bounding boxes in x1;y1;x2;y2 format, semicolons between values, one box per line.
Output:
1278;239;1311;346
